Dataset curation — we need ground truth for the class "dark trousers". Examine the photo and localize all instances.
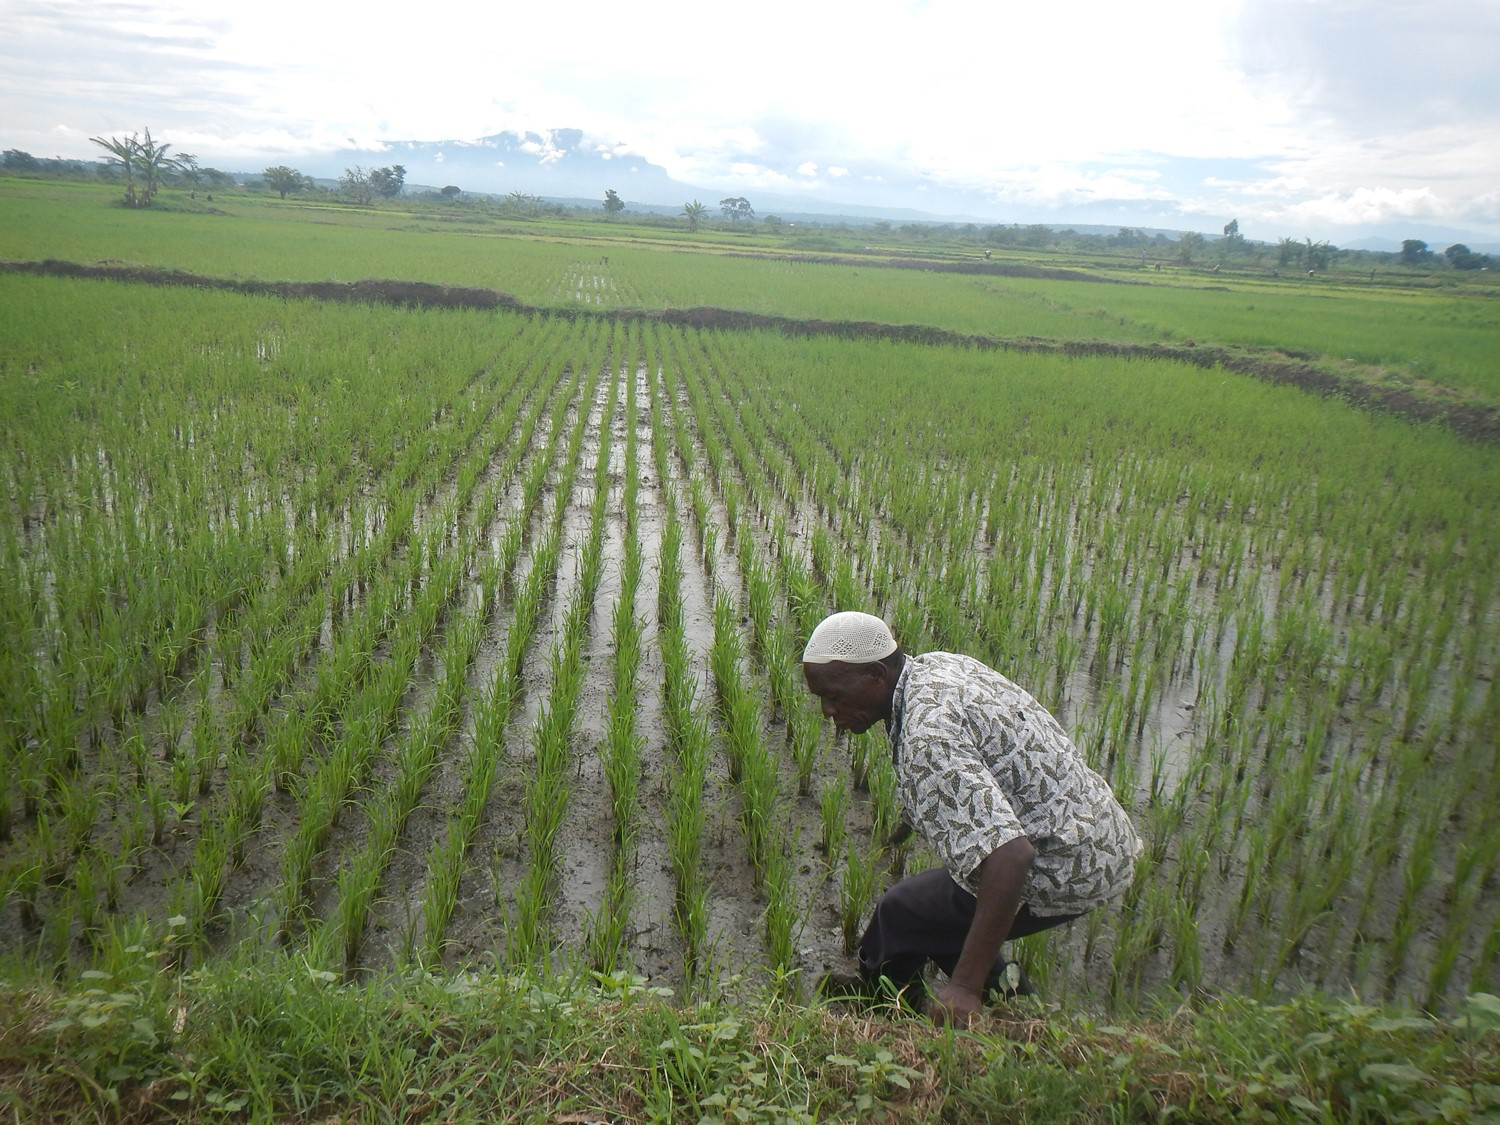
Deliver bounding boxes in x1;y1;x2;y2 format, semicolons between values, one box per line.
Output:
858;867;1080;990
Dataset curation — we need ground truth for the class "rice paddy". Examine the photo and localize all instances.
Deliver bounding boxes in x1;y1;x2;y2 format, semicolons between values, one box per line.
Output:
2;189;1498;1027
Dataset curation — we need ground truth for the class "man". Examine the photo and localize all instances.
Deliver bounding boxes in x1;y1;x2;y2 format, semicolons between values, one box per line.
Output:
804;611;1142;1027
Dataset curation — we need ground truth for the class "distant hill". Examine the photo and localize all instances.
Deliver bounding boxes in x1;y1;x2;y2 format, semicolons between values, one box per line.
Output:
307;129;693;207
231;126;1500;251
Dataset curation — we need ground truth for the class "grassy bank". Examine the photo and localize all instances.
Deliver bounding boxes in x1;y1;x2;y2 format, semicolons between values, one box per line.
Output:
3;948;1498;1123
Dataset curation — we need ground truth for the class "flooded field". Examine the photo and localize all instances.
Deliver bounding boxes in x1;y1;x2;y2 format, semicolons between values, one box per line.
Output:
2;270;1497;1014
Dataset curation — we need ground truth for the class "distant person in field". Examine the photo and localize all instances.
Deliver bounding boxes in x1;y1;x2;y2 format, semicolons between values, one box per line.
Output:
804;611;1142;1028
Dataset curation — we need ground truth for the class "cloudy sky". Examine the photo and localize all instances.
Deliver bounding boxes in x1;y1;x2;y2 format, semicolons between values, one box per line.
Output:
3;0;1497;243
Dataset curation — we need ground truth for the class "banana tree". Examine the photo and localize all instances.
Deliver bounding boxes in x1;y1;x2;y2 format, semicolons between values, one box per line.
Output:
89;128;180;207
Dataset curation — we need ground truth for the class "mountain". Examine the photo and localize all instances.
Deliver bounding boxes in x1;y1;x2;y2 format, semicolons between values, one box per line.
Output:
276;128;1500;251
1343;225;1500;255
312;129;695;205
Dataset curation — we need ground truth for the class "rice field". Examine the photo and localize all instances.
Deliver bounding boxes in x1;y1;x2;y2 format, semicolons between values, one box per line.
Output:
1;226;1498;1020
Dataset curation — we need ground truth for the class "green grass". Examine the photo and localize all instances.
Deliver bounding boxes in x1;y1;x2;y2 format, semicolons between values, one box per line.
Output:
4;950;1497;1123
5;177;1496;405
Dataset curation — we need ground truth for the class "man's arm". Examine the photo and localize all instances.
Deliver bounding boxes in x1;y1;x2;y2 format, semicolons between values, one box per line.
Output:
931;835;1036;1027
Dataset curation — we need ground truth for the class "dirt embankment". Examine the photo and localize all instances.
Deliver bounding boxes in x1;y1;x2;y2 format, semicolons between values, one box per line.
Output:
4;258;528;313
7;258;1496;445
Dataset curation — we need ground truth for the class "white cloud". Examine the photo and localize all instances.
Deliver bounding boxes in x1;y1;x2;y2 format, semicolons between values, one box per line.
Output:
1;0;1496;239
981;165;1178;209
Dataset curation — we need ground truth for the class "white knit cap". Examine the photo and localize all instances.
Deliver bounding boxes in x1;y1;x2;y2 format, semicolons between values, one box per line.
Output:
802;611;897;664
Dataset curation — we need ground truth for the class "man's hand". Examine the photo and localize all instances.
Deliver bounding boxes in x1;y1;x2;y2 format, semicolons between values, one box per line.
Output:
935;837;1036;1028
930;982;983;1028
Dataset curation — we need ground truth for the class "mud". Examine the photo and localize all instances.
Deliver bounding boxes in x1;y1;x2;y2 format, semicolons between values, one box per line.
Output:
6;259;1494;445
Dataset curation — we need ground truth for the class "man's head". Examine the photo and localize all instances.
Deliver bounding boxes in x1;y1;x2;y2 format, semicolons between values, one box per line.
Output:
802;612;904;735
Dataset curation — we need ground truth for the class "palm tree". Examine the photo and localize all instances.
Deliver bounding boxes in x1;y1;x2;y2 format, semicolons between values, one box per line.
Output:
682;200;708;231
132;129;177;206
89;128;181;207
505;190;541;217
89;133;139;206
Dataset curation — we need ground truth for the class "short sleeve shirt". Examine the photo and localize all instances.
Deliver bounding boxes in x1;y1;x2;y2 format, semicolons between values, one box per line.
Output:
889;652;1142;914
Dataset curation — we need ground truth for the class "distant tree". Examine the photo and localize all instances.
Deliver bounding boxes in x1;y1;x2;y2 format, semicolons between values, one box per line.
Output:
682;199;707;231
1177;231;1206;264
262;165;307;199
1304;238;1336;271
440;184;461;200
90;134;139;204
719;196;754;223
603;188;624;218
90;128;179;207
504;190;542;217
763;214;783;230
1399;239;1430;265
1444;243;1491;270
368;164;405;198
175;153;200;185
1221;218;1243;256
1021;224;1052;248
340;165;375;205
2;149;40;172
1276;236;1301;266
200;167;235;188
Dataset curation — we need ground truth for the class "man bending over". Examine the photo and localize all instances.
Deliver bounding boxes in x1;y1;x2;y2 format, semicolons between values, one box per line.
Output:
804;611;1142;1027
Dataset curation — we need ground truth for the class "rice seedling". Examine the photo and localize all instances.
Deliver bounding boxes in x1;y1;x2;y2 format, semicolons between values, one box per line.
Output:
839;840;884;956
818;779;848;865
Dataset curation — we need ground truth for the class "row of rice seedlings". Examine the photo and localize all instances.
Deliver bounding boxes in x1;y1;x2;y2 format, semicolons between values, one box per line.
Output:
673;332;928;984
7;306;497;791
588;356;646;974
189;529;437;947
316;343;602;969
139;337;538;955
669;335;838;796
280;362;569;949
708;577;801;983
2;302;538;956
650;349;800;988
507;349;613;965
649;352;713;978
271;571;422;940
167;358;533;950
309;539;483;970
413;358;586;964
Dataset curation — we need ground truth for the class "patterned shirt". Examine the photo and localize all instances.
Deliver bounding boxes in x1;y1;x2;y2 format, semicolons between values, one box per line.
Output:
888;652;1142;914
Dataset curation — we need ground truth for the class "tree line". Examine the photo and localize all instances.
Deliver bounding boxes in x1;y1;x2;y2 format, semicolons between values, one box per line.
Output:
6;139;1493;271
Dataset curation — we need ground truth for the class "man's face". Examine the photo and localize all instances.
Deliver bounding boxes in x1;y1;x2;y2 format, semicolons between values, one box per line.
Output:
804;661;892;736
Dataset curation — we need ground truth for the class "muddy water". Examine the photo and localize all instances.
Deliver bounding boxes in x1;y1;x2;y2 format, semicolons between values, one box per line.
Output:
549;369;646;965
607;366;693;983
435;372;601;967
